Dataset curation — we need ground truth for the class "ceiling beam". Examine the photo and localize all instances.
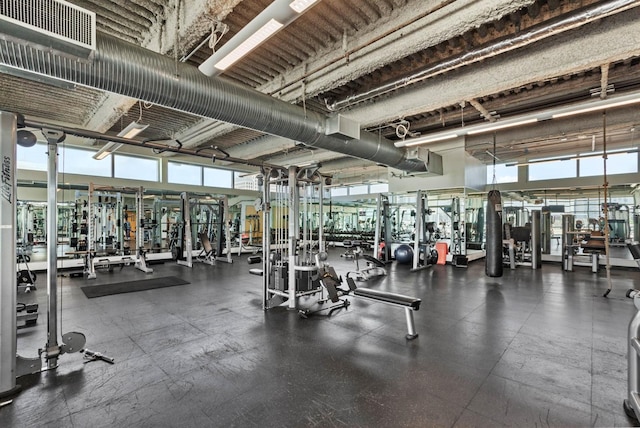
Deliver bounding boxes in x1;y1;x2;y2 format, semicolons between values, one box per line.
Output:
344;8;640;127
257;0;536;102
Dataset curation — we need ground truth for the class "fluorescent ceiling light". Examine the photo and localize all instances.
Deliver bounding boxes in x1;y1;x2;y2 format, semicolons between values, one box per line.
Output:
552;96;640;119
289;0;319;13
397;133;458;147
93;121;148;160
393;91;640;150
466;118;538;135
506;148;639;167
214;19;284;71
199;0;321;77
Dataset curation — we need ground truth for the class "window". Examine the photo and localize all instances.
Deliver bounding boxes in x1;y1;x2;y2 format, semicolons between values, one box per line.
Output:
203;167;232;188
369;183;389;193
168;162;202;185
580;152;638;177
487;163;517;184
60;146;111;177
331;187;348;197
529;159;576;181
114;154;158;181
349;185;368;195
17;142;48;171
234;172;258;190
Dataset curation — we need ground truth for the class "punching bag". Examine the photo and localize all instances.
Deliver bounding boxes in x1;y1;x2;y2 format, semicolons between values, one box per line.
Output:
485;189;503;277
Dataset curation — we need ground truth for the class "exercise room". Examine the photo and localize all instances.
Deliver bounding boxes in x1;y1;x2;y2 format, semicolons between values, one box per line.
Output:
2;0;640;426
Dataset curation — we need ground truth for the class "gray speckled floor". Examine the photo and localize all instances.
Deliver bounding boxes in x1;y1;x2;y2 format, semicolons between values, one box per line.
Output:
2;252;638;427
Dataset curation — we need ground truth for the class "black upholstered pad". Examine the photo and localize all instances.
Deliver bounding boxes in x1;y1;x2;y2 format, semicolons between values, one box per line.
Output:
353;288;421;310
362;254;385;267
629;243;640;260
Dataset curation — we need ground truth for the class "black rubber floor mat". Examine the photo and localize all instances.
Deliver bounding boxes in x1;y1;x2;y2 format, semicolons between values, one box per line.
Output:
81;276;190;298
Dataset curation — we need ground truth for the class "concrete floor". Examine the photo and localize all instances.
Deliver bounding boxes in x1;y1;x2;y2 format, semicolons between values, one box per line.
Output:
2;252;639;427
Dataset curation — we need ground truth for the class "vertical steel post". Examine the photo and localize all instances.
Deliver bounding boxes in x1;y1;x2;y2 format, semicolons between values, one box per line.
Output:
223;196;233;263
541;208;551;254
288;166;298;310
562;214;575;271
0;112;18;395
318;177;324;254
413;191;423;270
626;291;640;421
262;174;271;310
531;210;542;269
373;194;381;258
43;129;64;370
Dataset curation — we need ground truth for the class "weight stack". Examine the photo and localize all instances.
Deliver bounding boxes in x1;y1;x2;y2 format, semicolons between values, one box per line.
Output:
485;190;503;277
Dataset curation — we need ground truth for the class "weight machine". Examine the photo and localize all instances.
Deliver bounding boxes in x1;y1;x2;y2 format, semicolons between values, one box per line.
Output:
1;112;99;398
70;185;150;278
258;165;328;311
171;192;232;267
410;190;439;271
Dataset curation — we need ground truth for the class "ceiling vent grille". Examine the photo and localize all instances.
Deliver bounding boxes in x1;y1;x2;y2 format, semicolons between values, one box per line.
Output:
0;0;95;57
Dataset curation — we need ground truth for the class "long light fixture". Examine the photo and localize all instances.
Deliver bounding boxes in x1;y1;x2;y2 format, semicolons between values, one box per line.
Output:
506;148;639;167
214;19;284;71
394;91;640;148
93;121;149;160
403;133;459;147
466;118;538;135
198;0;320;77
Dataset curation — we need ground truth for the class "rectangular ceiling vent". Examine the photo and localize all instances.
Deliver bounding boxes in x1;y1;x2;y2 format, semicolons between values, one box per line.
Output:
0;0;96;58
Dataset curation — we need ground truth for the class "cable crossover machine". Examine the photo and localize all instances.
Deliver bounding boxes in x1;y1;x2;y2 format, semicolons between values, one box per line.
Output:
250;165;422;340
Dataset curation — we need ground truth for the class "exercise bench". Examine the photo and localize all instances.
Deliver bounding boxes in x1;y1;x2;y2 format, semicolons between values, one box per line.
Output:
316;267;421;340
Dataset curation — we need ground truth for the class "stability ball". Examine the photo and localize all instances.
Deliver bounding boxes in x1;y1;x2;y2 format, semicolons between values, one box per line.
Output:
394;244;414;264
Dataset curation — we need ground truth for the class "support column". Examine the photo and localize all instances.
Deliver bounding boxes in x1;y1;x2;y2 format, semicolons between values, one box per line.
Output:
373;194;382;259
135;187;153;273
412;191;423;270
42;128;64;370
318;177;324;254
262;173;271;310
531;210;542;269
0;112;18;395
288;166;298;310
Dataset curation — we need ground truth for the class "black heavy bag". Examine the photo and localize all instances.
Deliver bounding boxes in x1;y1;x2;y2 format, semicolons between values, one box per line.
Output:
485;189;503;277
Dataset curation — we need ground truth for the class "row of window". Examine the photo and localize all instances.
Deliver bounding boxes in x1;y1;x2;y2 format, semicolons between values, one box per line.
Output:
17;143;242;188
489;151;638;184
18;143;637;191
330;183;389;197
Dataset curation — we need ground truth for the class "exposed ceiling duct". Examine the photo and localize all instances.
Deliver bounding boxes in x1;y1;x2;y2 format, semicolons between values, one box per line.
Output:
0;25;426;172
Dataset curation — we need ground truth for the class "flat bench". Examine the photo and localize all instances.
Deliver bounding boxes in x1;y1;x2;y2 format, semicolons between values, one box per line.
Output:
352;288;421;310
344;276;421;340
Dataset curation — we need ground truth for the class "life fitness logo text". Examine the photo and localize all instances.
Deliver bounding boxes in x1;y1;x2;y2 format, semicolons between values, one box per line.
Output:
1;156;12;204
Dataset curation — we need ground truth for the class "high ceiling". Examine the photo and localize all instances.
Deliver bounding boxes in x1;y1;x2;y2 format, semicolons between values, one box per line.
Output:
2;0;640;184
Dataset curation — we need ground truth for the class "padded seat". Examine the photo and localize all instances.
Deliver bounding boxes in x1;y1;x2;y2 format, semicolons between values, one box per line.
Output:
249;268;264;276
353;288;421;310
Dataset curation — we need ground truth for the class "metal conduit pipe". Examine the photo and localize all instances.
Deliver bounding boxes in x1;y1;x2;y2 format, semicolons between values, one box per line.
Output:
330;0;640;111
0;33;425;173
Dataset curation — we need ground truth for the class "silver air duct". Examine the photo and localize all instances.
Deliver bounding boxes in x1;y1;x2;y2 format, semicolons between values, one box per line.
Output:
0;32;426;172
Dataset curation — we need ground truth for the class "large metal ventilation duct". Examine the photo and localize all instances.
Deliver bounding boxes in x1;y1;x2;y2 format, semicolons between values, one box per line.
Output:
0;31;426;172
